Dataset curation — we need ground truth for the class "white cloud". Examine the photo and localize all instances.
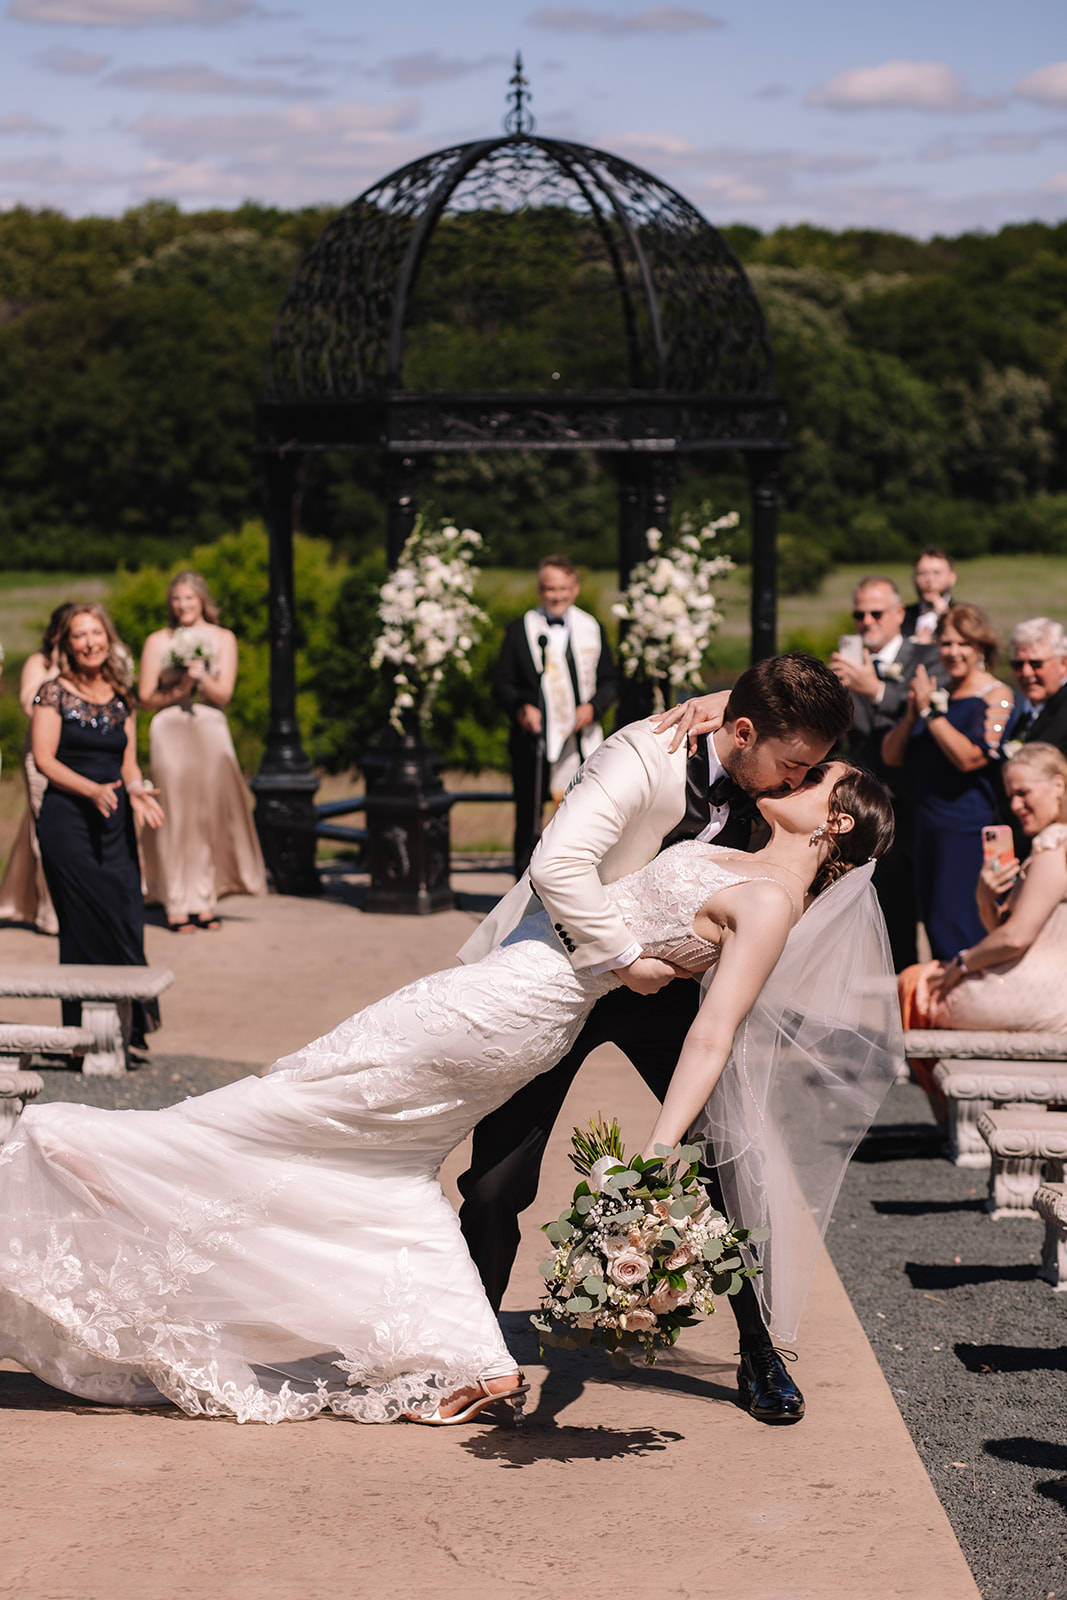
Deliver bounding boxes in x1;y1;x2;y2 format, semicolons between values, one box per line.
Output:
1015;63;1067;109
7;0;254;24
383;51;506;89
610;131;876;178
807;60;1001;115
1042;171;1067;193
107;62;317;96
918;126;1067;162
35;46;110;72
0;110;61;135
122;100;428;205
529;6;722;35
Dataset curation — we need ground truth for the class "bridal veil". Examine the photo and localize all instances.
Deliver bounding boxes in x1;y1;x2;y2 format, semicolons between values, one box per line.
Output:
694;862;904;1342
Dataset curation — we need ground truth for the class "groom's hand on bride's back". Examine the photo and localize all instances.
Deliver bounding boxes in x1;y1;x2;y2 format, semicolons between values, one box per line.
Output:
651;691;730;754
614;956;691;994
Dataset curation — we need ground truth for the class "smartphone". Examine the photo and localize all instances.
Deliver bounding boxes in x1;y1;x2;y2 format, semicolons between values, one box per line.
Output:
837;634;866;666
982;825;1016;873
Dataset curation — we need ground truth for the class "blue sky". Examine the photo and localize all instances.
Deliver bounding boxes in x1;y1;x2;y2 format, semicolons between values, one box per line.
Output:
1;0;1065;235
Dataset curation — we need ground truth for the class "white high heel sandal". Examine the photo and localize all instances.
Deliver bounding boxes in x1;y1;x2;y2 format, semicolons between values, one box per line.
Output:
408;1373;530;1427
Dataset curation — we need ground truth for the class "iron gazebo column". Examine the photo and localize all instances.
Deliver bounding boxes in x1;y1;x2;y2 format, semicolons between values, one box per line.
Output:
361;448;455;913
747;451;782;664
250;452;320;895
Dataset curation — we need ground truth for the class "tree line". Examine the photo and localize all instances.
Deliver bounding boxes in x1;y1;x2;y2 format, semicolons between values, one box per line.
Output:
0;200;1065;584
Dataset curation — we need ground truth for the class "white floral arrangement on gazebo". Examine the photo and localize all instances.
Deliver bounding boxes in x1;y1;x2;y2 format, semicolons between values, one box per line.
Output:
612;512;737;709
371;516;488;734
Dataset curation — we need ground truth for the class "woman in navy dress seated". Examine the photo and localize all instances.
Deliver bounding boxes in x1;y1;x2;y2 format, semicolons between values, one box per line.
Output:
31;604;165;1045
882;603;1020;962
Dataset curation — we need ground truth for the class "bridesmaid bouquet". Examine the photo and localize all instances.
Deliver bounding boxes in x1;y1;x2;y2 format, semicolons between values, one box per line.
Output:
533;1118;764;1368
165;627;217;674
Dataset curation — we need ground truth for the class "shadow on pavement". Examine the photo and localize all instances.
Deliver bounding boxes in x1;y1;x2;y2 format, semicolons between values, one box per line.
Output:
459;1421;684;1467
905;1261;1036;1290
955;1343;1067;1375
873;1198;987;1216
984;1437;1067;1513
853;1125;945;1162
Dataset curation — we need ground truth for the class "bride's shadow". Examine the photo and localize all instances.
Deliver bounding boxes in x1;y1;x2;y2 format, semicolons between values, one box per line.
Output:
460;1311;738;1466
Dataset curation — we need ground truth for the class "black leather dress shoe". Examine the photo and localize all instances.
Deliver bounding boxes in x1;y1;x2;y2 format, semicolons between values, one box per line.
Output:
736;1345;805;1423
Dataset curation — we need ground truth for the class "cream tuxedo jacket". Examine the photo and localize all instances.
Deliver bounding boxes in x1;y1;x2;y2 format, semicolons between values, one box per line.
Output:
458;718;691;971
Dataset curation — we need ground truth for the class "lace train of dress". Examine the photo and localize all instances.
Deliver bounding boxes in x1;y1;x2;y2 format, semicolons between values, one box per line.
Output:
0;843;738;1425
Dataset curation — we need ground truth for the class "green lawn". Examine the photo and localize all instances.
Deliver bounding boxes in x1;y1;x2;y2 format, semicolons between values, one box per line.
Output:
0;574;109;660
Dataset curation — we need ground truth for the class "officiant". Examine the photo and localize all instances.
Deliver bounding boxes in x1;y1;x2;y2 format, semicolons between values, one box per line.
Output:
494;555;617;877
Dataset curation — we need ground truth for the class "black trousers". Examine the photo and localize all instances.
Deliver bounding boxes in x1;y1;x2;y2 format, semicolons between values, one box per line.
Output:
457;980;769;1343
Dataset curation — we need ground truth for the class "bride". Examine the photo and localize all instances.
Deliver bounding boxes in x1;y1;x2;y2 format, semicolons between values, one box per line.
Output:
0;761;896;1428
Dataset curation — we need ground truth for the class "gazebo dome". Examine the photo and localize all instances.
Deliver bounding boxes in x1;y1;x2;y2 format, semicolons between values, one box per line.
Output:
266;87;775;402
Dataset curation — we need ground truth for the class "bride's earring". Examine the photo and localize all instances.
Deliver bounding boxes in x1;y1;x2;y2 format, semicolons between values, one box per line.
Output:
810;824;827;845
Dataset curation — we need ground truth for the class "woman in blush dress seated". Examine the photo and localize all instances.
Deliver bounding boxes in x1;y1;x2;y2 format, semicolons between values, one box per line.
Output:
0;604;76;934
900;743;1067;1115
32;605;166;1046
0;764;899;1430
137;571;266;933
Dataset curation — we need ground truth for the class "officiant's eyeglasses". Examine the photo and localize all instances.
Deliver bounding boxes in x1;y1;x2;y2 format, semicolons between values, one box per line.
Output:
1010;658;1053;673
852;609;885;622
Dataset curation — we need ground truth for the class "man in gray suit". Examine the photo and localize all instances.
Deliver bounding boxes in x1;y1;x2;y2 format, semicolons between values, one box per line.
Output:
831;575;940;968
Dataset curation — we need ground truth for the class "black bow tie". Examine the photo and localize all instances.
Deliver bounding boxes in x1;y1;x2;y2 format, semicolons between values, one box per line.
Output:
708;774;748;809
545;615;566;626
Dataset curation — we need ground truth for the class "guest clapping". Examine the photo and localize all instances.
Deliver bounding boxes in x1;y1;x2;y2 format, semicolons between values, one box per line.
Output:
882;604;1021;961
137;571;266;933
32;605;164;1041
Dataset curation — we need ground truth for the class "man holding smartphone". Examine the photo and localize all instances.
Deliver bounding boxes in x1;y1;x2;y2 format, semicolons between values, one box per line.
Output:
830;575;941;967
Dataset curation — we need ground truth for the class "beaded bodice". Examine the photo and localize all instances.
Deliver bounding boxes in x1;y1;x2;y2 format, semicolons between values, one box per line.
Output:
607;839;769;973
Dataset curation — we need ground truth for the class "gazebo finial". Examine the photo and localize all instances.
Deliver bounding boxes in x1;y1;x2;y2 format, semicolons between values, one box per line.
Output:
504;51;536;135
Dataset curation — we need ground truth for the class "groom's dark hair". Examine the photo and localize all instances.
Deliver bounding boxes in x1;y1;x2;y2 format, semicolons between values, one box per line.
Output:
725;653;851;747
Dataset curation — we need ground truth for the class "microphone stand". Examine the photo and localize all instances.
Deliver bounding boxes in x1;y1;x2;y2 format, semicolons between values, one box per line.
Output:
531;631;549;861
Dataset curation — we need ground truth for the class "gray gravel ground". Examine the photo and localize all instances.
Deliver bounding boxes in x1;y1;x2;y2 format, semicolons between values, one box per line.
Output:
826;1079;1067;1600
20;1058;1067;1598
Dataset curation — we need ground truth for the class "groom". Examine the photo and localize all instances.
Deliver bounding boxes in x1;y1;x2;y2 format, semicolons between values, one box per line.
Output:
457;653;853;1424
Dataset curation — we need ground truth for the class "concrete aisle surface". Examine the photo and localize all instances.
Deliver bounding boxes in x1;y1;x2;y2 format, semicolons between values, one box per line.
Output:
0;879;980;1600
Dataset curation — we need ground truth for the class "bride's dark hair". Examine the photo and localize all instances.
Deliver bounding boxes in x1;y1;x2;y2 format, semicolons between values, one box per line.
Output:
812;767;895;897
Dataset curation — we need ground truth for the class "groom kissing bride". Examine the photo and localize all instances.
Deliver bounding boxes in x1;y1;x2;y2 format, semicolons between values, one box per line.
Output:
0;648;899;1430
458;652;855;1425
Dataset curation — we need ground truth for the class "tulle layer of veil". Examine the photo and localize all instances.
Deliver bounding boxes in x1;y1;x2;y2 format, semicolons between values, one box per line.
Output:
693;862;904;1342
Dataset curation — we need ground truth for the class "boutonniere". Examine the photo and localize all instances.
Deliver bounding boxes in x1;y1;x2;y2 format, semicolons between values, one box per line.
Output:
1000;739;1023;762
877;660;904;682
928;687;950;714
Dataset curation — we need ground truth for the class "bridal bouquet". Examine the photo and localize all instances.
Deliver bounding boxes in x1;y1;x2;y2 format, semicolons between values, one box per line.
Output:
533;1118;763;1368
164;626;217;674
371;516;487;734
612;512;736;711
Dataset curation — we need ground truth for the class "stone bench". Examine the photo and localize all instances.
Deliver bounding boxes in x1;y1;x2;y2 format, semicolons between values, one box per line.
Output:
904;1031;1067;1167
1034;1182;1067;1291
0;1022;96;1140
976;1108;1067;1218
0;965;174;1078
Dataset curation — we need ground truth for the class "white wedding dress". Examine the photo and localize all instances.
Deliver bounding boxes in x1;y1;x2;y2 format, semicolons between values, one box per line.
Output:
0;841;752;1426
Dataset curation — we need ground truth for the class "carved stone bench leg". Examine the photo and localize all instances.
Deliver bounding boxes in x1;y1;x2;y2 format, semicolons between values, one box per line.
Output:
0;1066;45;1141
1035;1183;1067;1289
80;1000;128;1077
987;1155;1066;1220
948;1098;994;1167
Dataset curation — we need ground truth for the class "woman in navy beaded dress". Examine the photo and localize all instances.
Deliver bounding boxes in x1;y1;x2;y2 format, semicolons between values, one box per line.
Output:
882;603;1021;962
32;605;165;1043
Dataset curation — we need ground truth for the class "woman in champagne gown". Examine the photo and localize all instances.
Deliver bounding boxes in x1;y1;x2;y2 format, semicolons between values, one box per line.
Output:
138;571;266;933
0;764;897;1427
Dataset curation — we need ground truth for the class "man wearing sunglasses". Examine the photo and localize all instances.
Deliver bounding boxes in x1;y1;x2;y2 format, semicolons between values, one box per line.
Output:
831;576;941;967
1003;618;1067;755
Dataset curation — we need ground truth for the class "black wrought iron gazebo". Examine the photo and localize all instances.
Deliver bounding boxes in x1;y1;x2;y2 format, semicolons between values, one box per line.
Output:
253;60;788;899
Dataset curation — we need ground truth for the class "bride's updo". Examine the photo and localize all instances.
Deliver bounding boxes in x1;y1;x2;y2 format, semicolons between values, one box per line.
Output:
812;767;895;897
